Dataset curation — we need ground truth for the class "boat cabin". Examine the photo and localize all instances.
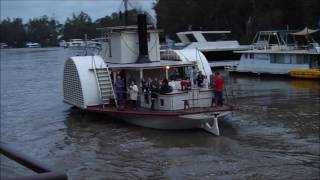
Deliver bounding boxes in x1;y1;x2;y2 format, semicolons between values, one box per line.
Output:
97;25;161;64
232;29;320;75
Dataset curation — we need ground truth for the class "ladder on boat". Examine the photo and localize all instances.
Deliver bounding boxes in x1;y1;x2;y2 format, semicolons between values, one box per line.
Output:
95;67;117;107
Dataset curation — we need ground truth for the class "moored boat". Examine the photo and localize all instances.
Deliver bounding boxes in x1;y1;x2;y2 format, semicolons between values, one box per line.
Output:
228;29;320;79
0;43;9;48
63;14;234;135
26;42;41;48
164;31;250;68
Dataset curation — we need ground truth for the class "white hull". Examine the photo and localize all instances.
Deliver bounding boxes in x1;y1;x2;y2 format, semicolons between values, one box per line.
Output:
209;60;239;68
232;30;320;76
234;57;315;75
84;107;231;135
26;42;41;48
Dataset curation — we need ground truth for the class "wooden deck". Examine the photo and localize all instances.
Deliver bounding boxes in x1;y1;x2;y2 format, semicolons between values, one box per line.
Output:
84;105;234;117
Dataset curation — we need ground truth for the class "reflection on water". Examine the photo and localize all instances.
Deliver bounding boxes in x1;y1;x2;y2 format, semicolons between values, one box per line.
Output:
288;80;320;89
1;48;319;179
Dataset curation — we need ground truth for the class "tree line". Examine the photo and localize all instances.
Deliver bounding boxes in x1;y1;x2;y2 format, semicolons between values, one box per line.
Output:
1;0;319;47
154;0;320;43
0;10;138;48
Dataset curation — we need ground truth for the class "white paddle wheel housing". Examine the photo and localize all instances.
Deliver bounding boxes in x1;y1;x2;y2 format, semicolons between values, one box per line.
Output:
63;56;107;108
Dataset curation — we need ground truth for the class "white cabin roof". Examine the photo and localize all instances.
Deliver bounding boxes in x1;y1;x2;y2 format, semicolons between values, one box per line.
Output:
176;31;232;43
176;31;231;35
235;49;319;55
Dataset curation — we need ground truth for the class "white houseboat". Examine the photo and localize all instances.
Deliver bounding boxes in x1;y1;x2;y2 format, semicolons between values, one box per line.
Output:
59;40;67;47
25;42;41;48
170;31;250;68
66;39;86;48
228;29;320;79
63;14;234;135
0;43;9;48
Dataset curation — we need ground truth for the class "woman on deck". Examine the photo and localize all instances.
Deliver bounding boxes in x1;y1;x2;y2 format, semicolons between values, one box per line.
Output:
128;81;138;109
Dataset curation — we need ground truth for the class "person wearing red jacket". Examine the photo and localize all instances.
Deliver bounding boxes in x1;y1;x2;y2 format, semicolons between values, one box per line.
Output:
213;72;224;106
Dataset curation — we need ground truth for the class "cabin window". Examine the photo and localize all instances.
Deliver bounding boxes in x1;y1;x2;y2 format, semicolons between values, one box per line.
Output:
270;54;284;63
291;55;297;64
147;33;150;42
296;55;309;64
203;33;229;41
185;34;197;42
160;99;164;106
284;55;291;64
256;54;269;60
310;55;320;68
270;54;276;63
276;55;285;64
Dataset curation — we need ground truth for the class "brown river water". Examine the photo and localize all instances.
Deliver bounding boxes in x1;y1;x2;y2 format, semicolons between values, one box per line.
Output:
1;48;319;179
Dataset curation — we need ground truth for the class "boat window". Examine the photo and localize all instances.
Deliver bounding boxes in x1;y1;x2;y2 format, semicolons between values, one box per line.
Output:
284;55;291;64
160;99;164;106
277;55;285;63
296;55;309;64
291;55;297;64
304;55;310;64
203;33;229;41
270;54;276;63
185;34;198;42
255;54;269;60
269;35;281;45
270;54;284;63
249;54;254;59
310;55;320;68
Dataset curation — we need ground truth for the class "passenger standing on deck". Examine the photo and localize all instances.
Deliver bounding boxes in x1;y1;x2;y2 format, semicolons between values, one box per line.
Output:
141;78;150;104
159;78;173;94
128;81;138;109
192;67;197;87
115;75;125;107
180;77;189;91
213;72;224;106
150;78;159;110
196;71;204;87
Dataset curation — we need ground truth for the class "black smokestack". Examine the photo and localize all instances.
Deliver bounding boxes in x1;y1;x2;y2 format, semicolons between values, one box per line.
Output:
137;14;151;63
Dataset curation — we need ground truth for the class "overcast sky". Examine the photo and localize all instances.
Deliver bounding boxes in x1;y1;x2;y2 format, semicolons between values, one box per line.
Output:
1;0;156;23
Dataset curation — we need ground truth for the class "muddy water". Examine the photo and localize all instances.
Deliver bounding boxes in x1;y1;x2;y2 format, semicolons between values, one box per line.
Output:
1;48;319;179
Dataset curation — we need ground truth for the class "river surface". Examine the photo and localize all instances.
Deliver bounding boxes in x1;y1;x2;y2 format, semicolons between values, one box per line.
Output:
1;48;319;179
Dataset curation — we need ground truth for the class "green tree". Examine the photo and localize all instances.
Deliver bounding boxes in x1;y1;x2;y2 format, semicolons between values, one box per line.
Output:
63;11;96;40
153;0;319;44
0;18;27;47
26;15;59;46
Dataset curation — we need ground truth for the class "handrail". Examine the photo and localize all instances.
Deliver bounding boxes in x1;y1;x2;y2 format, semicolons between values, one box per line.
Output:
0;144;67;180
105;65;118;108
91;56;104;106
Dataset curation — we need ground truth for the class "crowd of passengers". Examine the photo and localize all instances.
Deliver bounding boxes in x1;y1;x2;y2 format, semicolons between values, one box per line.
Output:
114;68;224;110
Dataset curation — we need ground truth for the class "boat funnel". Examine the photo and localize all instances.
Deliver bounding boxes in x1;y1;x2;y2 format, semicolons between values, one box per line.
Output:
137;14;151;63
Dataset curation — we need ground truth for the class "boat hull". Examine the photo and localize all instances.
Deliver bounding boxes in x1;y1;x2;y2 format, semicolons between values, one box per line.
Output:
83;106;232;135
229;69;320;80
117;112;223;130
